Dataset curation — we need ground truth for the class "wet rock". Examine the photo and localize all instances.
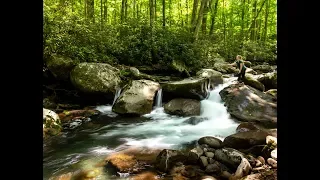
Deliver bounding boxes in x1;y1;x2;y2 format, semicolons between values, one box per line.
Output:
219;84;277;128
214;148;245;170
205;163;221;174
257;156;265;164
105;153;138;173
223;130;270;149
255;160;262;167
188;146;204;164
200;175;218;180
271;148;277;160
43;108;62;139
238;145;265;156
208;158;215;164
199;156;209;168
242;169;277;180
229;158;252;180
204;152;214;158
220;171;232;179
58;109;100;122
113;80;160;116
164;98;201;116
246;155;256;168
243;73;265;92
183;117;208;125
236;122;259;133
131;171;158;180
155;149;188;172
198;136;223;149
267;158;277;168
266;136;277;147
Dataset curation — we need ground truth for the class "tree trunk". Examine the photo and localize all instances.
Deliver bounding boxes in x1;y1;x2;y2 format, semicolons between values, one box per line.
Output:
169;0;172;25
186;0;189;27
222;0;226;42
125;0;128;21
87;0;95;23
101;0;103;27
193;0;209;40
155;0;157;22
134;0;136;18
163;0;166;27
209;0;218;35
250;0;257;40
149;0;155;27
201;0;210;34
104;0;108;23
263;0;269;41
121;0;125;23
241;0;246;39
191;0;200;31
84;0;87;19
248;0;267;39
180;0;183;26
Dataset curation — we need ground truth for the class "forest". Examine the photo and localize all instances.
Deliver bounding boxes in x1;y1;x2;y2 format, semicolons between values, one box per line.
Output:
43;0;277;179
44;0;277;74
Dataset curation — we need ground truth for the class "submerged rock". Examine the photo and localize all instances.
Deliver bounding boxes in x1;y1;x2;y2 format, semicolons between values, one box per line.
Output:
183;117;208;125
164;98;201;116
112;80;160;116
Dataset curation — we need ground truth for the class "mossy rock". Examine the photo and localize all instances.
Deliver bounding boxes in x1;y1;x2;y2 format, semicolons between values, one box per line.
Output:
70;63;121;95
45;54;79;81
243;74;265;92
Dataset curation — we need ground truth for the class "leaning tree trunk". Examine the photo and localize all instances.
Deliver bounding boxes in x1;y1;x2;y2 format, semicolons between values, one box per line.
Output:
193;0;210;40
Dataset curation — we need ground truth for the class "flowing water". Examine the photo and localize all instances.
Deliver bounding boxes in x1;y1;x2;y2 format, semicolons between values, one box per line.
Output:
43;77;240;179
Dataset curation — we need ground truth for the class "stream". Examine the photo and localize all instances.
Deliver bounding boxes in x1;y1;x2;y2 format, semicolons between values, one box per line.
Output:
43;77;240;179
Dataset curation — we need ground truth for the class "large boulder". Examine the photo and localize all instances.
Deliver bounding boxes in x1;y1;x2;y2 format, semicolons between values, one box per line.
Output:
265;89;277;98
45;54;79;81
243;73;265;92
164;98;201;116
70;63;121;95
155;149;188;172
214;148;245;170
112;80;160;116
222;130;270;149
43;108;62;139
161;77;211;101
219;84;277;128
257;72;277;90
196;69;223;88
212;63;238;74
251;65;273;74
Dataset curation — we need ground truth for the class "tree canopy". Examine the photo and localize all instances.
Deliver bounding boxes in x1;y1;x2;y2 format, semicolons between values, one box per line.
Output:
44;0;277;74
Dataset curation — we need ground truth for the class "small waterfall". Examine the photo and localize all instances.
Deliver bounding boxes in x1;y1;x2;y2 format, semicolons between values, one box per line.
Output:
112;88;122;106
155;88;163;108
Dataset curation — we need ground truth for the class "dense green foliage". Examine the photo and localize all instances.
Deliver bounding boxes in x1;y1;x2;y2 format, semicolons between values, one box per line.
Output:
44;0;277;73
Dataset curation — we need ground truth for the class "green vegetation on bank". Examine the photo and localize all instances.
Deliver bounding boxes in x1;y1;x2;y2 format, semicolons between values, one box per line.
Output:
44;0;277;74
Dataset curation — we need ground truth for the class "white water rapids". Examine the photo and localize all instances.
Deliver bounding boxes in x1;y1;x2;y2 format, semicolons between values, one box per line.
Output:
94;77;240;150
